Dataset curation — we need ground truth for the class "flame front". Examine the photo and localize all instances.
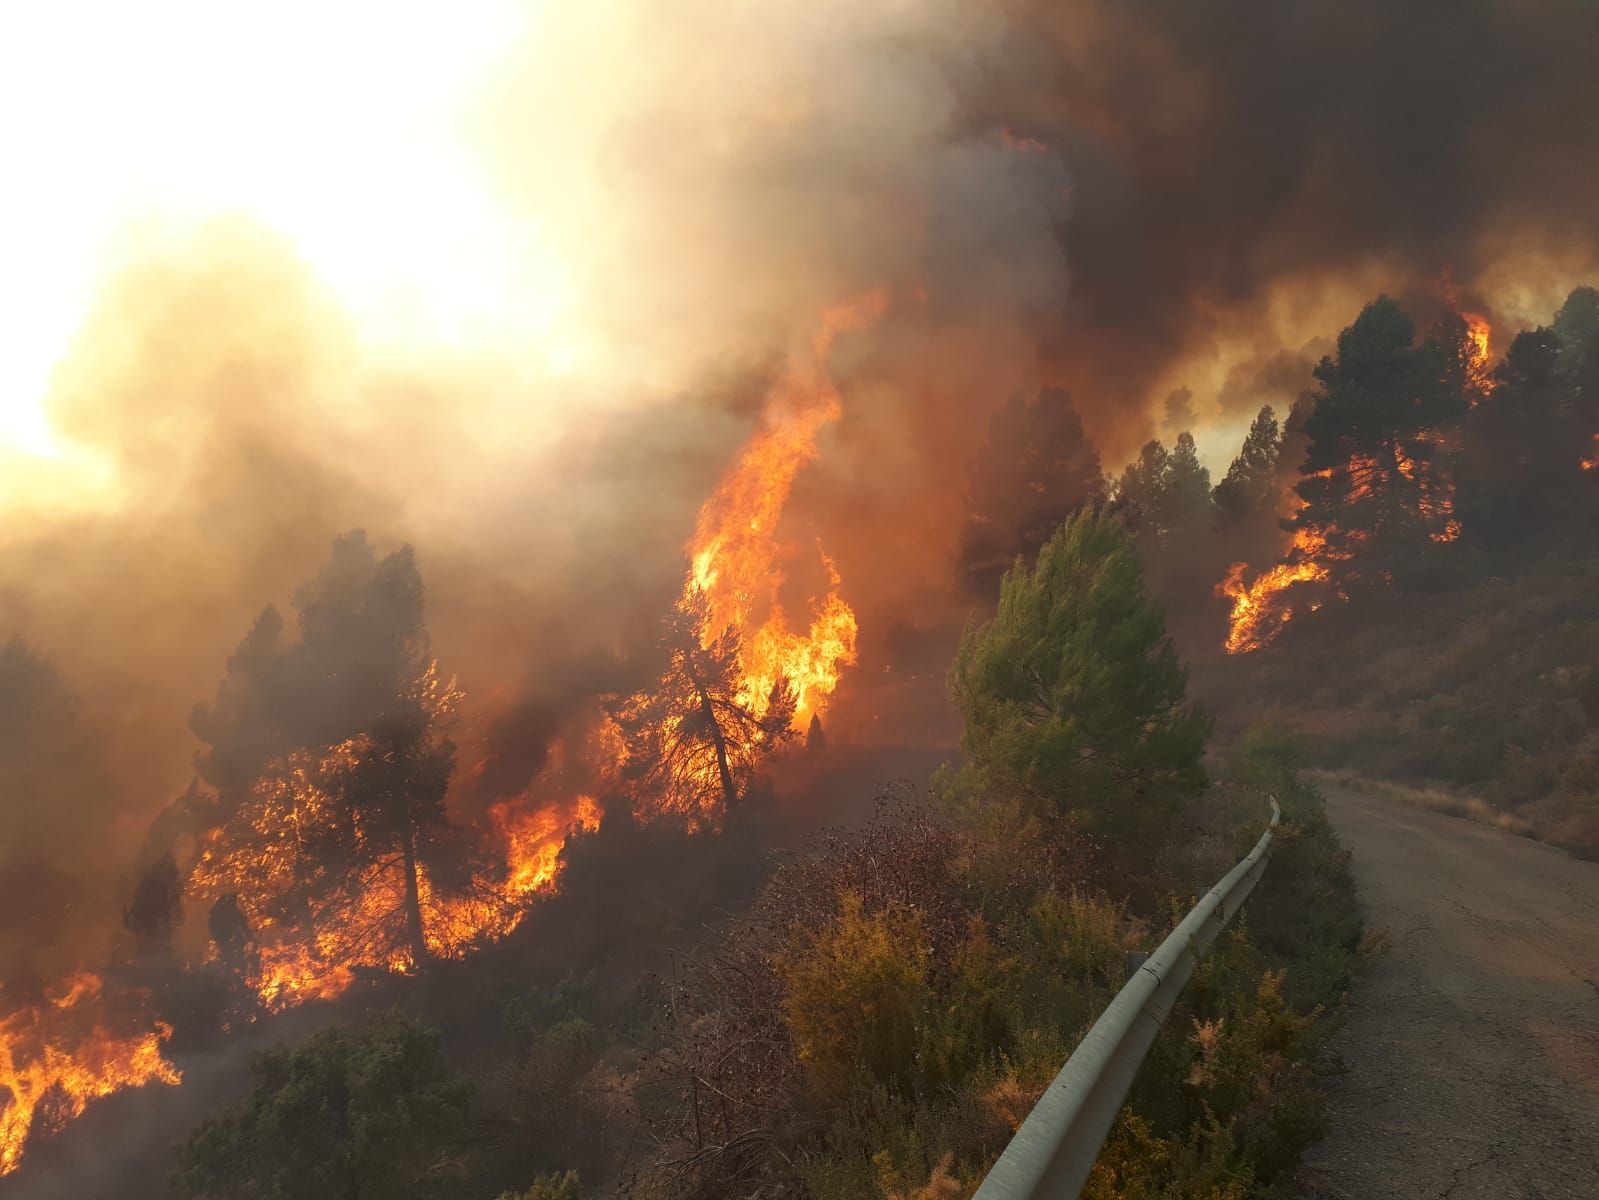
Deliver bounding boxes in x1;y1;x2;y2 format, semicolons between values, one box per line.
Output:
493;794;602;897
685;289;887;726
172;294;886;1018
1221;430;1458;653
1218;532;1332;656
0;973;180;1176
188;717;609;1013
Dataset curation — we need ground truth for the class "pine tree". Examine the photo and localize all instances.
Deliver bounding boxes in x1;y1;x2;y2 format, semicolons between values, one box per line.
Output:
1462;329;1568;540
1213;406;1282;523
124;851;185;949
1289;297;1467;577
184;533;471;986
176;1012;471;1200
1554;286;1599;428
616;592;797;823
1115;438;1171;528
1116;433;1212;543
1459;289;1599;548
949;510;1209;846
960;388;1104;594
1165;431;1213;533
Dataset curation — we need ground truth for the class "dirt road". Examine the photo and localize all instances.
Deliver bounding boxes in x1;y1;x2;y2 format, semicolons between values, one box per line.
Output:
1298;786;1599;1199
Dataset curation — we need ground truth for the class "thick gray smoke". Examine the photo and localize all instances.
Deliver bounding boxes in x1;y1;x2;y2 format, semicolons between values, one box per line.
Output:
3;0;1598;978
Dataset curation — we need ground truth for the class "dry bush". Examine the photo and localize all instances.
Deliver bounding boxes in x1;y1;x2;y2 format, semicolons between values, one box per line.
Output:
632;795;974;1199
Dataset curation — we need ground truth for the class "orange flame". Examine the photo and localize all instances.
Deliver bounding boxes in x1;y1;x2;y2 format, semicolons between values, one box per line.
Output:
492;794;602;897
1463;310;1492;393
190;715;612;1012
0;973;180;1175
1223;432;1461;652
686;289;887;726
1218;529;1331;655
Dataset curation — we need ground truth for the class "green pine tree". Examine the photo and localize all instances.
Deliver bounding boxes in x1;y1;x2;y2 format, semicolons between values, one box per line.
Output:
949;510;1209;848
175;1011;472;1200
1116;432;1212;543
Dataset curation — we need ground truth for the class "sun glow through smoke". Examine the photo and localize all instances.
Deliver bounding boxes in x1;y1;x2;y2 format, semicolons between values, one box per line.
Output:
0;1;576;460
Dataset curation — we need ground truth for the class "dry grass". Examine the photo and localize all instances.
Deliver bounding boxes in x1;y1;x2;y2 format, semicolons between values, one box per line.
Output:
1310;769;1538;839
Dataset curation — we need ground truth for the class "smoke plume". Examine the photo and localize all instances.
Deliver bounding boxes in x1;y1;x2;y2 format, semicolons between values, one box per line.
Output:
3;0;1599;996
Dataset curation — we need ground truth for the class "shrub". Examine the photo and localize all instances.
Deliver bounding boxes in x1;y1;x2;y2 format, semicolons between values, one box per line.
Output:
780;892;933;1108
175;1010;472;1200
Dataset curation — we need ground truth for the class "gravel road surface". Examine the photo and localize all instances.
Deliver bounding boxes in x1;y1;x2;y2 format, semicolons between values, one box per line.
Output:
1297;786;1599;1199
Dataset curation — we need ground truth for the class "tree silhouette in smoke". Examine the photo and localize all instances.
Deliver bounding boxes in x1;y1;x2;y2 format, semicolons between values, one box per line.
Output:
1213;406;1283;526
959;387;1104;596
1459;287;1599;549
0;638;118;982
1115;431;1213;545
123;851;184;950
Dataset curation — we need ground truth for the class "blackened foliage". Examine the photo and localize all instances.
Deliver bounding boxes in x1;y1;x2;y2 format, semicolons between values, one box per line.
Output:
124;852;184;948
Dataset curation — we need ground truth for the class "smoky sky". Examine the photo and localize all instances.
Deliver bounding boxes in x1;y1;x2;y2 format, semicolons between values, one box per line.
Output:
2;0;1598;977
971;0;1599;437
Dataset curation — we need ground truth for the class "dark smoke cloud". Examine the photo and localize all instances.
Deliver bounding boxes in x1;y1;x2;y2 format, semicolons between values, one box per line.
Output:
5;0;1599;1000
969;0;1599;454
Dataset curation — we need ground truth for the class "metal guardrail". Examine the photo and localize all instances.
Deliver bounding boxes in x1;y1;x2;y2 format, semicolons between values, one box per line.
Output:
972;796;1283;1200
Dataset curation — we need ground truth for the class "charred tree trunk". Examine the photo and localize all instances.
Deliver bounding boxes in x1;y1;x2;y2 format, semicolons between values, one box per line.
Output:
400;830;428;966
700;691;738;812
687;662;739;811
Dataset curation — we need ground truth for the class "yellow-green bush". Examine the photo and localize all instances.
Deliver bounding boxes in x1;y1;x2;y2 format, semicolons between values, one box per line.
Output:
781;891;933;1108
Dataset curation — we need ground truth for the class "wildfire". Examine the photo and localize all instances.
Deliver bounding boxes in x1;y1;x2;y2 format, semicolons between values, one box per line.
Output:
685;288;888;726
0;294;891;1174
0;973;180;1176
1582;433;1599;471
1463;310;1492;393
1218;529;1331;655
144;291;889;1025
1222;431;1460;653
492;794;602;896
193;721;609;1012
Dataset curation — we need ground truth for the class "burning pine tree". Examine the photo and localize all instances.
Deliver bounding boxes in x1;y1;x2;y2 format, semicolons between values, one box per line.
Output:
180;533;501;1010
1221;298;1481;653
615;291;890;821
616;591;797;823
